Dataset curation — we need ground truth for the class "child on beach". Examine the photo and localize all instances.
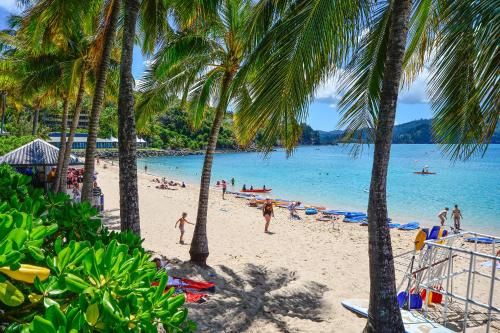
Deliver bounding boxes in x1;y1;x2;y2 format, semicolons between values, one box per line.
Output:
438;207;449;226
175;212;194;244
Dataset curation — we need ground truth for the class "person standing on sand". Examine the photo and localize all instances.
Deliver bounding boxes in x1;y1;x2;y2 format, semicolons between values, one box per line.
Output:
175;212;194;244
262;197;274;233
222;180;227;200
438;207;449;226
144;165;148;174
452;205;463;232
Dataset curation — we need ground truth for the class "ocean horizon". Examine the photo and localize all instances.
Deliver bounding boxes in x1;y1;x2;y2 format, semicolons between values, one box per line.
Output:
137;144;500;235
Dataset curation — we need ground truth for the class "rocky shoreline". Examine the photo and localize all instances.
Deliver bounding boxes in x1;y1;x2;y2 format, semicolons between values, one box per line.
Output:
71;147;264;159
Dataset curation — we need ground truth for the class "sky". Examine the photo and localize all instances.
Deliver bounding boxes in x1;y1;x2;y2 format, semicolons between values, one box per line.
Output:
1;3;432;131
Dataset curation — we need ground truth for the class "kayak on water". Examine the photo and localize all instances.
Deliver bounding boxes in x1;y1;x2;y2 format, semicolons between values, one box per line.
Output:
414;171;437;175
241;188;272;193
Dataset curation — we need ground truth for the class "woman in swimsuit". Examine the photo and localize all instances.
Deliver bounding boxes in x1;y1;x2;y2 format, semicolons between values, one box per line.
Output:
262;198;274;233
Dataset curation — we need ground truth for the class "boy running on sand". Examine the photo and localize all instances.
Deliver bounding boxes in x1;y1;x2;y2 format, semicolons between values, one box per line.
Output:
175;212;194;244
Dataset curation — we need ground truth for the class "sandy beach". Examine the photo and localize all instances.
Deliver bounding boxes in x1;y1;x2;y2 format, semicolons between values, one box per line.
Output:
96;161;498;333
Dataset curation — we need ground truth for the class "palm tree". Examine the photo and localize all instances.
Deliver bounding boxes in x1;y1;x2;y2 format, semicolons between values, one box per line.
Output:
81;0;120;202
12;0;103;193
138;0;254;265
234;0;498;331
116;0;141;235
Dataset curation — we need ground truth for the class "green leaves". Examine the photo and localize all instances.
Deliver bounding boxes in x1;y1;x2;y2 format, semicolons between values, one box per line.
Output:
0;165;191;332
85;303;100;326
0;280;24;306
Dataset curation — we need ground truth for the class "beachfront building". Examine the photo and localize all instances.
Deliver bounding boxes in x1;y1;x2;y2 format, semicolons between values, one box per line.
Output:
48;132;148;149
43;110;90;130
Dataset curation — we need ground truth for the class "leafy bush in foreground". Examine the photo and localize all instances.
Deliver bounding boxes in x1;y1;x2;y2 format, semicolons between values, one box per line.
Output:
0;165;193;332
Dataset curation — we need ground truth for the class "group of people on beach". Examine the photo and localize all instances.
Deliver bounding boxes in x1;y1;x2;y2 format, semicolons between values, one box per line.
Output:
153;177;186;190
438;205;463;232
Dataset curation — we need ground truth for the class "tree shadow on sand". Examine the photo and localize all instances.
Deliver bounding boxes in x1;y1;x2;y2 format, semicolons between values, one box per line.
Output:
169;263;328;333
101;209;121;231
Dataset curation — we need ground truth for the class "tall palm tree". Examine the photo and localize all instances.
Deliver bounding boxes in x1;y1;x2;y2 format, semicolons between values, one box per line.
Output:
138;0;254;265
117;0;141;234
235;0;498;331
81;0;121;202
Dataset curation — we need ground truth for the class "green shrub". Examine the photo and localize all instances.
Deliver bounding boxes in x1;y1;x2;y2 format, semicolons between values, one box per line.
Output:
0;136;36;156
0;165;194;332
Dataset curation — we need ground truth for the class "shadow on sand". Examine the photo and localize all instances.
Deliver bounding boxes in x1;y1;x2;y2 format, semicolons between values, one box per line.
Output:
168;262;328;333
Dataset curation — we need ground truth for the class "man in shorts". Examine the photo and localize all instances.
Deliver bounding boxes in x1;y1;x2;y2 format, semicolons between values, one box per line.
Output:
452;205;463;232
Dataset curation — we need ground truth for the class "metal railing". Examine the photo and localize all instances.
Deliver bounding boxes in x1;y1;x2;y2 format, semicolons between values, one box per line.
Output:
397;231;499;332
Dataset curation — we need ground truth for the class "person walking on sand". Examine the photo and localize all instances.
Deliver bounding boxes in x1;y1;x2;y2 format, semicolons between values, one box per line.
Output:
222;180;227;200
262;197;274;233
175;212;194;245
452;205;463;232
144;165;148;174
438;207;449;226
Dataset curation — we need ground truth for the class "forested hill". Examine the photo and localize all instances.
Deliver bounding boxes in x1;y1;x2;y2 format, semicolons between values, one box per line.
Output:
317;119;500;144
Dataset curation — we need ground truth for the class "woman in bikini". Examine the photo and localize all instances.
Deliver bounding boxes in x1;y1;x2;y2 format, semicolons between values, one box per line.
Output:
262;198;274;233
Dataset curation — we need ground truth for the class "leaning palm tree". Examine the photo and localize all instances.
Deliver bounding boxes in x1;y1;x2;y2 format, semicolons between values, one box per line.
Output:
81;0;121;202
235;0;498;331
138;0;255;265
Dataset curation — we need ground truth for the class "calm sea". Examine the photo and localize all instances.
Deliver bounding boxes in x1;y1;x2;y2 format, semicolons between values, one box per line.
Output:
137;144;500;235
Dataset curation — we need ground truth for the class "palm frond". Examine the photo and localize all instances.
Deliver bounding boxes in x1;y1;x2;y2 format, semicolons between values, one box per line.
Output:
235;0;368;154
429;0;499;160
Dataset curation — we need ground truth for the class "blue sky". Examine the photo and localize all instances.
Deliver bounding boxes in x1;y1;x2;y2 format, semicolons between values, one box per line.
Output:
1;3;432;131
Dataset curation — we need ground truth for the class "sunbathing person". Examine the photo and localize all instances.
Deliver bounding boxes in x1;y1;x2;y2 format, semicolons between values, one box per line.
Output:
249;195;257;207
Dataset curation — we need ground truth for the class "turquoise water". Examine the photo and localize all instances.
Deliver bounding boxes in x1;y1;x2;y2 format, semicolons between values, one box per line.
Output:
137;145;500;235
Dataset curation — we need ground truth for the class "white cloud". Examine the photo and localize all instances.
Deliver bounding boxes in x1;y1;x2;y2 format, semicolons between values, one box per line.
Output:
313;68;430;106
0;1;22;13
313;71;343;105
399;68;430;104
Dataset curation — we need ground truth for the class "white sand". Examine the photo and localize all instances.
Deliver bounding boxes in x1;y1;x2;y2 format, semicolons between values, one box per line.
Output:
96;162;499;333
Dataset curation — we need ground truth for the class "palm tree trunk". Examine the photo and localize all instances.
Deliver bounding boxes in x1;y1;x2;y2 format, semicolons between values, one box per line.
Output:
117;0;141;235
81;0;120;202
59;69;87;193
190;73;233;265
0;92;6;133
32;107;40;135
53;95;70;192
364;1;412;332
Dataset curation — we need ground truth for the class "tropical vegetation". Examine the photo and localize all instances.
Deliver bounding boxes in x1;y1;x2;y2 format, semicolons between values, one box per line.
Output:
0;0;497;331
0;165;192;332
231;0;498;331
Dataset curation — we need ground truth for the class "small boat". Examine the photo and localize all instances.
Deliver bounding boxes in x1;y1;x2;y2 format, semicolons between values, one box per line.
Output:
414;171;436;175
241;188;272;193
